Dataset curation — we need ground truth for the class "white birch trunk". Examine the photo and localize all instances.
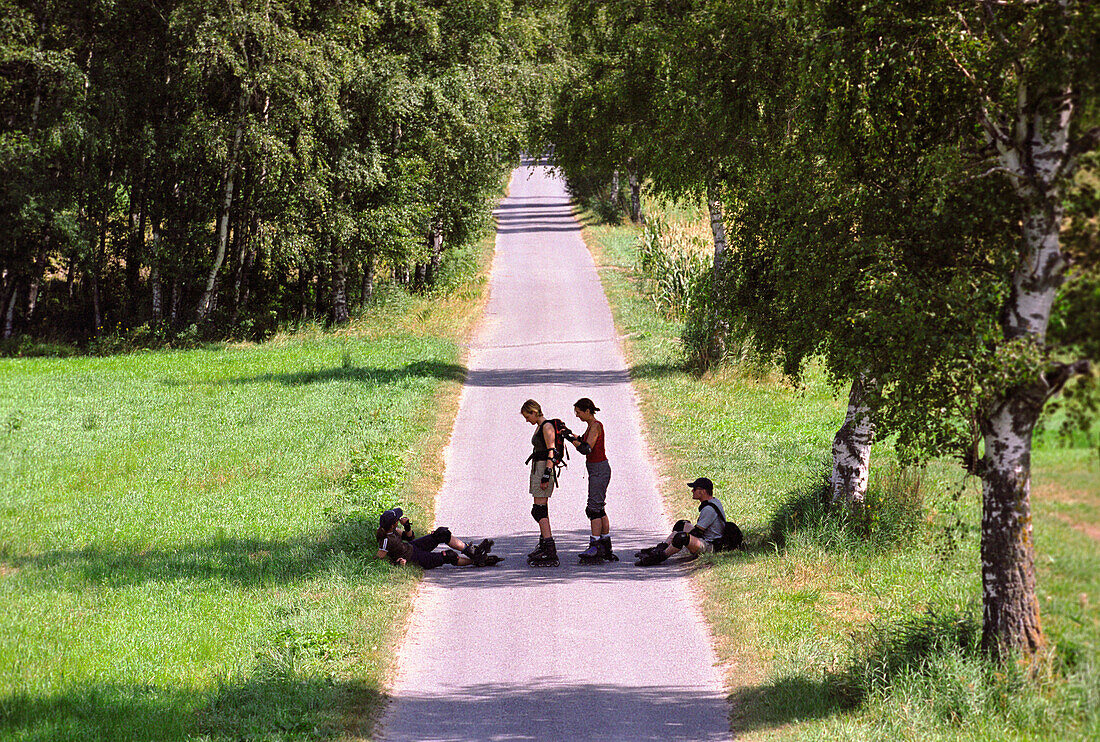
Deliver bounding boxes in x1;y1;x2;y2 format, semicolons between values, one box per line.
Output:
197;90;249;324
830;374;876;506
978;65;1083;659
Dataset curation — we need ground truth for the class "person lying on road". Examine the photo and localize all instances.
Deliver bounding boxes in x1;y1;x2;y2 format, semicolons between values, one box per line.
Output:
375;508;501;568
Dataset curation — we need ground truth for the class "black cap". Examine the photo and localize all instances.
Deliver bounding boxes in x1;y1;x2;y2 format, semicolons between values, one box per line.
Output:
687;477;714;492
380;507;403;530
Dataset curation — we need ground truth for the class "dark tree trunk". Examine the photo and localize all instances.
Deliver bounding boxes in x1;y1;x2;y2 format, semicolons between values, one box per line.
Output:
150;214;164;323
627;161;643;224
26;235;48;325
413;263;427;292
126;169;145;321
1;273;18;340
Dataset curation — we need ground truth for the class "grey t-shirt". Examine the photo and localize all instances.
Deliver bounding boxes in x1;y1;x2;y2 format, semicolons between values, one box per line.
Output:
696;498;726;543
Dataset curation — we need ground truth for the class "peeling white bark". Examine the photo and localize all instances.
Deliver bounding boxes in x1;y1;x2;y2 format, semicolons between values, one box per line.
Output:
830;374;877;506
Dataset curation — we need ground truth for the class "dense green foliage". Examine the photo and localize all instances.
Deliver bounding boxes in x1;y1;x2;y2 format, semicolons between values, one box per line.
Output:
0;0;562;345
590;210;1100;742
550;0;1099;658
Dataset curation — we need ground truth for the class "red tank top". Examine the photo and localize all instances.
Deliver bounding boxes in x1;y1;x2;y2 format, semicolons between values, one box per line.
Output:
587;422;607;463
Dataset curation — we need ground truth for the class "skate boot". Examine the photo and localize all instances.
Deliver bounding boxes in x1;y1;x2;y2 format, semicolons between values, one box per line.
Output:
635;544;670;567
599;536;619;562
473;538;494;557
528;537;548;559
634;542;665;560
638;549;668;567
578;538;604;564
527;537;560;567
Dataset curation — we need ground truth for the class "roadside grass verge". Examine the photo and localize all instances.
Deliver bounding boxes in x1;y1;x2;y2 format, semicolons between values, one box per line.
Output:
584;208;1100;741
0;241;490;740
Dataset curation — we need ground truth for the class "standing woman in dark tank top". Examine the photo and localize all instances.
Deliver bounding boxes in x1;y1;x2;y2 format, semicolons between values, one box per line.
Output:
573;397;618;563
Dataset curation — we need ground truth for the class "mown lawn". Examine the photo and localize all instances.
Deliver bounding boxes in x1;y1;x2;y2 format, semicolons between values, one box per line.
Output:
0;269;486;740
585;213;1100;742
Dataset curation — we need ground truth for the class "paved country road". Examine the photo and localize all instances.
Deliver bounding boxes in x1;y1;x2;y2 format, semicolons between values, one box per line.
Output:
377;162;730;741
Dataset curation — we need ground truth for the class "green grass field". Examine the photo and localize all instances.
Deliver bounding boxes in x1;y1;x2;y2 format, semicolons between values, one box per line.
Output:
586;214;1100;741
0;274;485;740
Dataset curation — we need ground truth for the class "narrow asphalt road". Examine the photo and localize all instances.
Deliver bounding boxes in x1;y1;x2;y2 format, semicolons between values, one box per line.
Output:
378;162;730;741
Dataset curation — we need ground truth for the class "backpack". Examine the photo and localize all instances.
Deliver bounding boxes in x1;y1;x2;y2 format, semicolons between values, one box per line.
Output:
526;419;571;479
700;500;743;552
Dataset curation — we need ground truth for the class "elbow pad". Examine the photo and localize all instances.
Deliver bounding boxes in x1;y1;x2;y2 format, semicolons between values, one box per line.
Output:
576;440;592;455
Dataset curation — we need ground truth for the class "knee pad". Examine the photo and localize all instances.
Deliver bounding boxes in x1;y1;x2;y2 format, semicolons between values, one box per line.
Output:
432;527;451;543
531;503;549;523
672;519;690;532
585;506;605;521
671;531;690;549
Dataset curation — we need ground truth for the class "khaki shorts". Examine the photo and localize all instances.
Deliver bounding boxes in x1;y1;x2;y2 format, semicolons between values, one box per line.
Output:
697;539;715;555
529;460;556;496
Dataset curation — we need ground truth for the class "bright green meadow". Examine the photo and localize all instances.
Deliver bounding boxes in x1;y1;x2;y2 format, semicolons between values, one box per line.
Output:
585;208;1100;742
0;283;482;740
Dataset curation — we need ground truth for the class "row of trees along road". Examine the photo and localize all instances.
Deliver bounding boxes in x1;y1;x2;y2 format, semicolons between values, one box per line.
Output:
547;0;1099;663
1;0;561;342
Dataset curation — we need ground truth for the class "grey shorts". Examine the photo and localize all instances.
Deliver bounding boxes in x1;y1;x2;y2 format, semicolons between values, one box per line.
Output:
529;460;556;496
586;460;611;511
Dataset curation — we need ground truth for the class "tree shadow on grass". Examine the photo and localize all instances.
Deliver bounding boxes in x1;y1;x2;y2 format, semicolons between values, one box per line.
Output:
0;676;384;741
728;675;855;736
161;359;469;388
5;512;390;590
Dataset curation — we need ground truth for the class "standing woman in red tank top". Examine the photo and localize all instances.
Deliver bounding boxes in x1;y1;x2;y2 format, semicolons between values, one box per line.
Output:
573;397;618;563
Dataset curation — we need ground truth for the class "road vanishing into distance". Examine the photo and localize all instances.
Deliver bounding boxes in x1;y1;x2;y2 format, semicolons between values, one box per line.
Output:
378;161;730;742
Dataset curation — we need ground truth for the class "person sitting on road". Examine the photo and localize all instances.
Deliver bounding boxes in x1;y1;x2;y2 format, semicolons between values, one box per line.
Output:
635;477;728;566
375;508;501;568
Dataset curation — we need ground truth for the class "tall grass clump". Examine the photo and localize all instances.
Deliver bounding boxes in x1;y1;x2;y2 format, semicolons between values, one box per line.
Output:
633;217;711;319
821;607;1100;740
768;464;928;553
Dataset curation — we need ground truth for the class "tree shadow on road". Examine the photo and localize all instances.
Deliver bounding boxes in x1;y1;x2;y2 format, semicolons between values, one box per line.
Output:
380;682;729;742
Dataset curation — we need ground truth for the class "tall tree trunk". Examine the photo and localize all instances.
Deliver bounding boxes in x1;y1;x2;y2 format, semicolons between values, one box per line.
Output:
150;214;164;323
830;374;877;506
331;241;349;324
426;227;442;288
169;275;181;328
610;170;622;214
975;58;1091;659
361;251;375;305
90;205;108;337
126;169;145;322
627;161;643;224
231;94;269;326
705;175;729;364
413;262;426;292
1;270;17;340
197;89;249;323
2;277;18;340
26;233;48;325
